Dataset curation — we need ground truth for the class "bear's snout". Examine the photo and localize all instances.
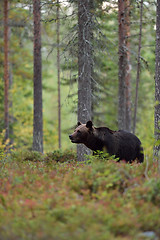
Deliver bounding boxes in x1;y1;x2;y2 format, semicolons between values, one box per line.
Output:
69;135;73;140
69;134;76;143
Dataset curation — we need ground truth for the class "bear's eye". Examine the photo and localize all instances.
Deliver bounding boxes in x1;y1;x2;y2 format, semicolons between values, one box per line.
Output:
77;130;81;134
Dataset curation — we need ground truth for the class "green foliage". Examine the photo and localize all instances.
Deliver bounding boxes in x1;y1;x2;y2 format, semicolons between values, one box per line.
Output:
10;149;76;163
0;150;160;239
10;150;44;162
0;1;157;154
145;178;160;206
44;149;76;163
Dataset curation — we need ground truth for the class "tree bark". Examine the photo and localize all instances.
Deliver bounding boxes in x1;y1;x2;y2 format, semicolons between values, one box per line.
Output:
57;0;61;149
133;0;143;134
118;0;131;131
77;0;93;161
124;0;131;132
118;0;126;130
9;61;14;145
33;0;43;153
154;0;160;162
4;0;9;141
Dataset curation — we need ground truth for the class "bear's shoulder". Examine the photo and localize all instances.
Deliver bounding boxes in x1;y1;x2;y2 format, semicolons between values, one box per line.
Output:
96;127;116;135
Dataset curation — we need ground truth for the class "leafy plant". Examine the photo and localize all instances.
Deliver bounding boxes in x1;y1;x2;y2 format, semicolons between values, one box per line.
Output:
0;150;160;239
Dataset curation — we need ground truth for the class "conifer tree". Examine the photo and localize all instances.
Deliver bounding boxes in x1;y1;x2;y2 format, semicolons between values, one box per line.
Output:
77;0;93;161
154;0;160;161
57;0;61;149
118;0;131;131
4;0;9;142
33;0;43;153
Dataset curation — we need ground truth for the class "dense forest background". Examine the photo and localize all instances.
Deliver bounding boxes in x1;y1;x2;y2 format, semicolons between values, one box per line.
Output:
2;1;160;239
0;0;156;157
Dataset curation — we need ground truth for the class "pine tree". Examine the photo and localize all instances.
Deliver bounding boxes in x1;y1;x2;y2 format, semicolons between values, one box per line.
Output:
118;0;131;131
133;0;143;134
77;0;93;161
4;0;9;142
124;0;131;132
33;0;43;153
154;0;160;161
57;0;61;149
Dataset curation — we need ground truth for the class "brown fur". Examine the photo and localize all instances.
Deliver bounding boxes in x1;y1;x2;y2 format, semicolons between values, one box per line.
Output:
69;121;144;163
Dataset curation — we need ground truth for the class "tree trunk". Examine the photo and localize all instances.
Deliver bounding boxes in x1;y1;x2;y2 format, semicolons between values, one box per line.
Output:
124;0;131;132
77;0;93;161
118;0;126;130
154;0;160;161
9;56;14;146
4;0;9;142
133;0;143;134
57;0;61;149
33;0;43;153
118;0;131;131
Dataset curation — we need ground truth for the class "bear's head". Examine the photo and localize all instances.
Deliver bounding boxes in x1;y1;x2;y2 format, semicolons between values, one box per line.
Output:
69;121;93;144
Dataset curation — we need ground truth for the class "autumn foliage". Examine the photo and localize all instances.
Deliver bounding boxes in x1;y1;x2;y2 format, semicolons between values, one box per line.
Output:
0;151;159;240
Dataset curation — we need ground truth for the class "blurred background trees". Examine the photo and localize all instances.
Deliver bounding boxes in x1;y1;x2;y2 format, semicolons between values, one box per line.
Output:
0;0;156;158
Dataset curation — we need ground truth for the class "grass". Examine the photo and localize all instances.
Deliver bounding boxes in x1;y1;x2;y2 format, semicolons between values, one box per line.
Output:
0;150;160;240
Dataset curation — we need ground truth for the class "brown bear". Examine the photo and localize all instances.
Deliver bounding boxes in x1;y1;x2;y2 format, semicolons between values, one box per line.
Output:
69;121;144;163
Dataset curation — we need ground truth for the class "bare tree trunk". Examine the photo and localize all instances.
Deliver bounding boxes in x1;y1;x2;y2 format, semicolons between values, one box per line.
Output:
77;0;93;161
154;0;160;163
4;0;9;142
125;0;131;132
57;0;61;149
133;0;143;134
9;56;14;146
118;0;132;131
118;0;126;130
33;0;43;153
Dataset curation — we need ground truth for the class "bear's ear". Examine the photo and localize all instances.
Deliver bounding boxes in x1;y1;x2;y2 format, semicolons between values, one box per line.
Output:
77;121;82;126
86;121;93;129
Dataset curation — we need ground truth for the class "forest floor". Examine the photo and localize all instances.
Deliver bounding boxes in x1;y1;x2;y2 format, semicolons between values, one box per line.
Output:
0;150;160;240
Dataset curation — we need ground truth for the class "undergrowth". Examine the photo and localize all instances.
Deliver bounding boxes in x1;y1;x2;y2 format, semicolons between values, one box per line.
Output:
0;150;160;240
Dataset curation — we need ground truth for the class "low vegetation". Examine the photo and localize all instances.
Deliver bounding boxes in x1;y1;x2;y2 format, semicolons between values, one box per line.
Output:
0;150;159;240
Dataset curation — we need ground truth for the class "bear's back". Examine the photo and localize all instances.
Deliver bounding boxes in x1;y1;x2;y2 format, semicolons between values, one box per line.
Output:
112;130;142;162
96;128;142;162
